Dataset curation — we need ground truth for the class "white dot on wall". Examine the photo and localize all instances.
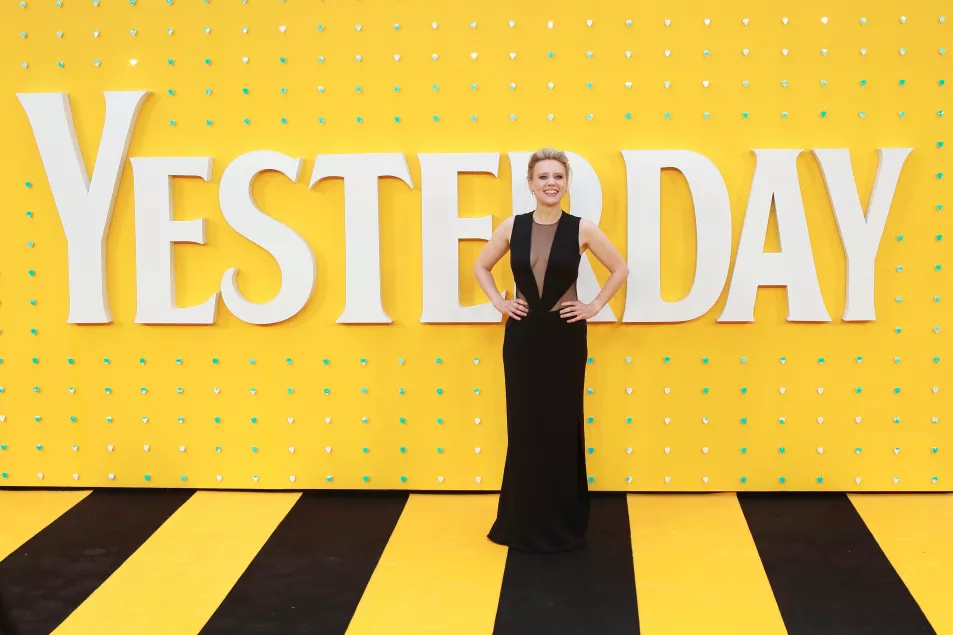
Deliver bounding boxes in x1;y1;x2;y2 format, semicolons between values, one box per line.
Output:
547;20;553;28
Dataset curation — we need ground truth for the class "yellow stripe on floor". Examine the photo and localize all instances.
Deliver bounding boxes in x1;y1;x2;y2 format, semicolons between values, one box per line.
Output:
345;494;507;635
849;494;953;635
52;491;300;635
0;489;91;560
627;493;787;635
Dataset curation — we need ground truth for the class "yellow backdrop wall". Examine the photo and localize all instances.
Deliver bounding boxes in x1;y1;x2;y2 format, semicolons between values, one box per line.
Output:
0;0;949;491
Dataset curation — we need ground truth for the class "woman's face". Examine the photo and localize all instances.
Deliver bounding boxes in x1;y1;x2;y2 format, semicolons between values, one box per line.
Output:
528;159;567;206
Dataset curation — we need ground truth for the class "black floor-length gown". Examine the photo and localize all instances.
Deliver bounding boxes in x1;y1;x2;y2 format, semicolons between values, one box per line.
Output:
488;210;590;554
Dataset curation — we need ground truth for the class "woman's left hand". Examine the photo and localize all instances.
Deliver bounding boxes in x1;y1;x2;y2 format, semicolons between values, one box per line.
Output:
559;301;599;323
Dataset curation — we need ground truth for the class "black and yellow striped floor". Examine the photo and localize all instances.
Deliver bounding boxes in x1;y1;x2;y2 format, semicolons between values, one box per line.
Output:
0;491;950;635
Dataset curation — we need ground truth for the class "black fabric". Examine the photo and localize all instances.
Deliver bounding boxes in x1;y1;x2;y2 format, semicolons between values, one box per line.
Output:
492;494;640;635
489;211;590;554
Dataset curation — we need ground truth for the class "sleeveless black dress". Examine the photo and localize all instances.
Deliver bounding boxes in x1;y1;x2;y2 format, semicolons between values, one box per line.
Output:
488;210;590;554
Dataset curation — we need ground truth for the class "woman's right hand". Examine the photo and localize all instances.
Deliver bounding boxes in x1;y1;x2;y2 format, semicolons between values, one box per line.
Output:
495;297;529;320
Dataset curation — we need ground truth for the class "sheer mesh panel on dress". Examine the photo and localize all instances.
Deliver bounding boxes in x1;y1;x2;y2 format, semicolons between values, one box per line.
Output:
514;218;578;311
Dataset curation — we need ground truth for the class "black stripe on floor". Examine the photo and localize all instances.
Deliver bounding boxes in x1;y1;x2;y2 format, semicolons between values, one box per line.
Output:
492;493;640;635
199;490;409;635
738;492;935;635
0;489;193;635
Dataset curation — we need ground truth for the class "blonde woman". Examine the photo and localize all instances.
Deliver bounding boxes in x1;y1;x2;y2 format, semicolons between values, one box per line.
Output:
474;149;629;554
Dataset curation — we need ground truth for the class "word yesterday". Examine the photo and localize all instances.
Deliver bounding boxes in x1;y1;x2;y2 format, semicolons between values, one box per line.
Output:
17;91;912;325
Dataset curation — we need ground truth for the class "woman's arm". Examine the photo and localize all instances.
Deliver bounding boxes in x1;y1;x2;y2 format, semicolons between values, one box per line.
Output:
579;218;629;312
473;216;516;308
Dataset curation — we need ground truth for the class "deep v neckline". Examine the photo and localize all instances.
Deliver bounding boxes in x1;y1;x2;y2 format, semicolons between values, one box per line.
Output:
528;211;565;303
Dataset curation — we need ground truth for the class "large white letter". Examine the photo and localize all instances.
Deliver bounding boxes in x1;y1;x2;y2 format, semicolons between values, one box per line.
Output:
419;153;504;323
719;149;830;323
621;150;732;323
130;157;218;324
509;151;617;322
813;148;913;321
219;151;315;325
16;90;149;323
310;153;414;324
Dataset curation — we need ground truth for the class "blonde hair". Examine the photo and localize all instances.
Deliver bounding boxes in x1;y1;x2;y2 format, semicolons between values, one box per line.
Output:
527;148;571;184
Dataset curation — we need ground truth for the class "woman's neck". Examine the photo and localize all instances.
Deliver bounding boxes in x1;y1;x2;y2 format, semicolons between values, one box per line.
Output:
532;203;562;225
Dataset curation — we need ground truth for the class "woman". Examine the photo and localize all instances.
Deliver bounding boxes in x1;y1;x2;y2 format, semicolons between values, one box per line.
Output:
473;148;629;554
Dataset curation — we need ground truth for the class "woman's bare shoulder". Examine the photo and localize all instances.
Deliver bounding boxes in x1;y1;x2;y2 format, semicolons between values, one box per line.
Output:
498;214;517;242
